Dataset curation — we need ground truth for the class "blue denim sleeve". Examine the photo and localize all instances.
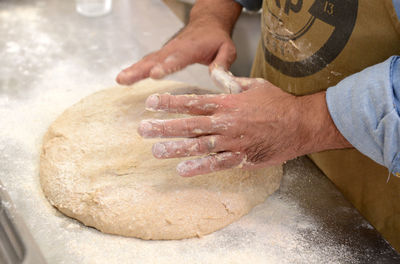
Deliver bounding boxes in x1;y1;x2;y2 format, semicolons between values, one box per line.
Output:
234;0;262;11
326;56;400;175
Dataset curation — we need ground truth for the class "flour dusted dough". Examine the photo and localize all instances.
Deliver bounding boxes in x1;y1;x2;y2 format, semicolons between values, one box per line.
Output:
40;79;283;240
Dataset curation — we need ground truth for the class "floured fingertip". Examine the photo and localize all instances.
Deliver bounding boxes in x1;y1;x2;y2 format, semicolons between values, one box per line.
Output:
152;142;167;158
210;67;242;94
145;94;160;111
176;160;200;177
138;119;156;138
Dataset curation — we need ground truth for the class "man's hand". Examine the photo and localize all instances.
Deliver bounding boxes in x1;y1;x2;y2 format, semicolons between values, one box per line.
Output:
138;77;352;177
116;0;242;85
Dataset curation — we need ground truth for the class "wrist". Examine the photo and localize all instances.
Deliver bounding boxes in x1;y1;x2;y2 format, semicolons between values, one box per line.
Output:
295;92;352;155
189;0;242;34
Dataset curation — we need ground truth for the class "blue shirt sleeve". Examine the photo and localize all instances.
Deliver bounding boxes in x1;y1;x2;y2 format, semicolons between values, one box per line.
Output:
394;0;400;20
326;56;400;175
234;0;262;11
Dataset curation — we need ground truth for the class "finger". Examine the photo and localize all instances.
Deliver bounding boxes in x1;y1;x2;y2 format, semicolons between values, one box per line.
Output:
138;116;229;138
232;76;267;91
145;93;224;115
117;48;177;85
176;152;246;177
116;59;158;85
149;53;193;79
152;135;232;159
210;66;242;94
209;42;237;72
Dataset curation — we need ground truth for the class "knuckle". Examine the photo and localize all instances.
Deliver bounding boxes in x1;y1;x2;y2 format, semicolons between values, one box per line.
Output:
198;136;217;153
160;121;167;136
218;94;234;109
164;53;180;64
229;45;237;56
181;96;196;112
208;155;220;171
226;44;237;61
158;94;181;112
182;119;192;136
206;136;217;152
186;118;201;134
171;141;185;157
191;138;202;153
210;152;237;171
210;115;228;132
162;94;172;110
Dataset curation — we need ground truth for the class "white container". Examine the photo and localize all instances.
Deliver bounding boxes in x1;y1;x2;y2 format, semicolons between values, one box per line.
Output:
76;0;112;17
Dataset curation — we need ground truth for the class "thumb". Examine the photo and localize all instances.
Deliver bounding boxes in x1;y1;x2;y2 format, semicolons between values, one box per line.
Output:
210;66;242;94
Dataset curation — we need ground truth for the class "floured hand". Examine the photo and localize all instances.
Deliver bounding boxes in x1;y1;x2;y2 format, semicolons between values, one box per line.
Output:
138;74;351;177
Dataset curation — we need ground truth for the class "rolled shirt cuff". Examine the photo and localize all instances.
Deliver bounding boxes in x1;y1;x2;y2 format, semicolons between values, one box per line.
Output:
326;56;400;174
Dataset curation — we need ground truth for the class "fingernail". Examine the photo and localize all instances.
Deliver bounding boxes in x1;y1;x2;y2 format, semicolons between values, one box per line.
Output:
138;120;154;138
152;142;167;158
145;94;160;111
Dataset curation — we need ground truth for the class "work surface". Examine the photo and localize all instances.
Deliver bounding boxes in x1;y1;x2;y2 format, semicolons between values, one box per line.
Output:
0;0;399;263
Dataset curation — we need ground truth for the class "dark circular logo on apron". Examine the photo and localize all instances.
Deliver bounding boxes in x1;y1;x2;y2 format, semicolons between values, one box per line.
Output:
262;0;358;77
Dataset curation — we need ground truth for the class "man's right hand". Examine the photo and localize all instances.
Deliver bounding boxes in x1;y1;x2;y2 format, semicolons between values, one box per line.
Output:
116;0;242;85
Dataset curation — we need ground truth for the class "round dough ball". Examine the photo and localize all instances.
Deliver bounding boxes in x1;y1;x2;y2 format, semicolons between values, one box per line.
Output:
40;79;282;240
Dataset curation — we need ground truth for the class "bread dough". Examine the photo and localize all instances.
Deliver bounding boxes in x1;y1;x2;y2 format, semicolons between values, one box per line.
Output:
40;79;283;240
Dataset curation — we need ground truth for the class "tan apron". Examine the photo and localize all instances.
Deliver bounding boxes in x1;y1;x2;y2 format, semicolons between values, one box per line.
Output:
251;0;400;251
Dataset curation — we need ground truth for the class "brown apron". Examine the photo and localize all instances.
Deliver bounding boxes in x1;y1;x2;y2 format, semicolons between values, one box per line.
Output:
251;0;400;250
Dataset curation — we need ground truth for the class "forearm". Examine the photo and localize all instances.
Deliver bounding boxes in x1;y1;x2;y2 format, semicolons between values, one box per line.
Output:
189;0;242;34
